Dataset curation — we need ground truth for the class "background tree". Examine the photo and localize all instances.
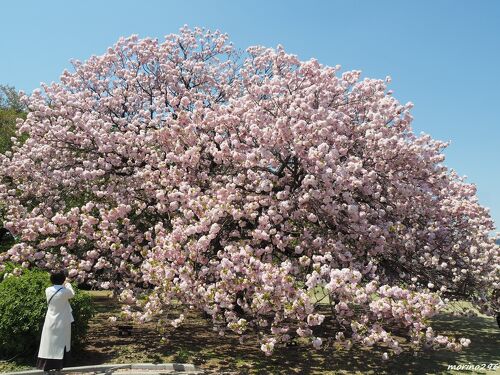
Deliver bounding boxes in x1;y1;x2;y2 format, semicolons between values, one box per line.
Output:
0;84;25;112
0;84;26;154
0;85;25;252
0;27;498;357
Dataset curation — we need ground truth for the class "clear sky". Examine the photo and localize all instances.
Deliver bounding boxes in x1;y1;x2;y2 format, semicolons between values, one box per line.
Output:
1;0;499;229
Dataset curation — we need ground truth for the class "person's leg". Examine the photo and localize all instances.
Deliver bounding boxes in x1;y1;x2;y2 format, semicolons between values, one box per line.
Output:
62;345;71;368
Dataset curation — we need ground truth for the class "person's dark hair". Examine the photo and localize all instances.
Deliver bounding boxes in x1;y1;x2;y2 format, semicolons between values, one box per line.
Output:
50;271;66;285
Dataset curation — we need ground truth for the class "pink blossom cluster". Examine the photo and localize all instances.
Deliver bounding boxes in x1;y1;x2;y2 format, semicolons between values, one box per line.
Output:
1;26;498;356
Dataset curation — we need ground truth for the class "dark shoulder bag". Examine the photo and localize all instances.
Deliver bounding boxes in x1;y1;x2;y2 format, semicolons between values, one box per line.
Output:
47;287;64;305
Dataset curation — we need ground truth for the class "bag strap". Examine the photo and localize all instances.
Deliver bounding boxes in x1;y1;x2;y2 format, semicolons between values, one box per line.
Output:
47;287;64;305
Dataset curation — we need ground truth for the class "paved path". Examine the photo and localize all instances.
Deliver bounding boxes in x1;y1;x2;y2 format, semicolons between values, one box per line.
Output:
2;363;205;375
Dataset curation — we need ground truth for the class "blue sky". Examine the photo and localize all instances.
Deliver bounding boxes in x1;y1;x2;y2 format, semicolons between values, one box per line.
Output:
1;0;499;229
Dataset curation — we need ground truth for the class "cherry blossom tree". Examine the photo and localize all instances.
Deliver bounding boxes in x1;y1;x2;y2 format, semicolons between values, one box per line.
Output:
0;26;498;357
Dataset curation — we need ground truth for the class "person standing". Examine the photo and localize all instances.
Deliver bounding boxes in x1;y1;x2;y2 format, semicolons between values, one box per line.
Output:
36;270;75;374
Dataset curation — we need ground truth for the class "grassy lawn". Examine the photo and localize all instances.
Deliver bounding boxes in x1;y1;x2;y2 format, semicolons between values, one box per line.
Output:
1;291;499;374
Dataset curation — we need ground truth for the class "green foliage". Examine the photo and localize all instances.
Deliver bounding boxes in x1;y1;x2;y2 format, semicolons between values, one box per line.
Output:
71;288;94;349
0;262;16;282
0;269;95;357
0;208;15;253
0;234;14;254
0;85;26;154
173;348;192;363
0;109;20;154
0;84;25;255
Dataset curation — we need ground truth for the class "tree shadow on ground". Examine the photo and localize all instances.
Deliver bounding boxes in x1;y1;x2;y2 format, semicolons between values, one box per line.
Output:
3;292;498;375
116;308;499;375
143;309;499;374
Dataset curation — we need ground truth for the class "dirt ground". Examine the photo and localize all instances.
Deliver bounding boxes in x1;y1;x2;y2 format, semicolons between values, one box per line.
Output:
70;292;500;375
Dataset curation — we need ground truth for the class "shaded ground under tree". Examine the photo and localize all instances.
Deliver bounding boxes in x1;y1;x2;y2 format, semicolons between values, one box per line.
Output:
1;291;498;375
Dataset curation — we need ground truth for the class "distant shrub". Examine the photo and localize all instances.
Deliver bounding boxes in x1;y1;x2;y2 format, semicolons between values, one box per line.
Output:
0;269;94;357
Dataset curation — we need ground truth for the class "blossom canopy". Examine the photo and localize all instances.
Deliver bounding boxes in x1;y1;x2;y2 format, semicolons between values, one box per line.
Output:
1;26;498;356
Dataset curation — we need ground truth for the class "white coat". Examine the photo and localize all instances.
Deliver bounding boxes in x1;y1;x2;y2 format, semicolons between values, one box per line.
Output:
38;283;75;359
